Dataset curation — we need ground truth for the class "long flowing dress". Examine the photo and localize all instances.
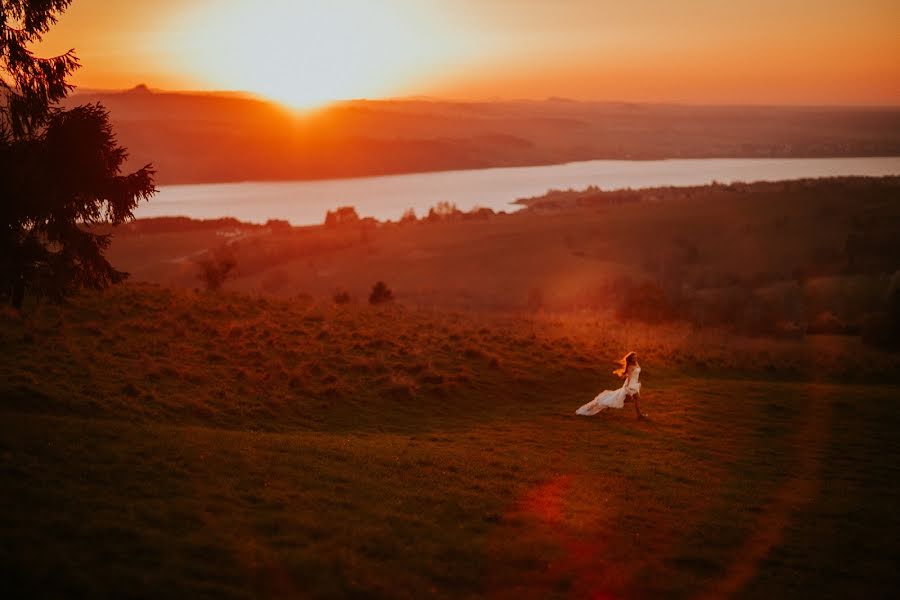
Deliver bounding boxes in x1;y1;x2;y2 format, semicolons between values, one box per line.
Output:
576;364;641;416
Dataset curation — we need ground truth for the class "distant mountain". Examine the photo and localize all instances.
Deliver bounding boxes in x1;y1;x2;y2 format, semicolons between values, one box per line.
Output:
66;87;900;185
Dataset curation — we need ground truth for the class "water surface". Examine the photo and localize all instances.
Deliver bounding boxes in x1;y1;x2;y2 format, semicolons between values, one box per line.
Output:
136;157;900;225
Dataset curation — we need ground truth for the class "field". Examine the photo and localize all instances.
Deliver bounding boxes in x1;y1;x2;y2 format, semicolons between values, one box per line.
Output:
3;284;900;598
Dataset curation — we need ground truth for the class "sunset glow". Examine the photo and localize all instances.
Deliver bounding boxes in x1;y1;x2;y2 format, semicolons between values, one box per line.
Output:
161;0;475;109
4;0;900;597
33;0;900;107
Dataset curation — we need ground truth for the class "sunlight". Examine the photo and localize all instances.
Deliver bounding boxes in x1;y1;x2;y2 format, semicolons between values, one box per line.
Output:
164;0;469;109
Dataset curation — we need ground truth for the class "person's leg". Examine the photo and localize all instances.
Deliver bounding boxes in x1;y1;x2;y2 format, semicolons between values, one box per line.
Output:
634;393;645;418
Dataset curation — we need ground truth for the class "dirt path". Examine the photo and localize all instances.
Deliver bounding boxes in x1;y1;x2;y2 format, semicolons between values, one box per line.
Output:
699;386;832;599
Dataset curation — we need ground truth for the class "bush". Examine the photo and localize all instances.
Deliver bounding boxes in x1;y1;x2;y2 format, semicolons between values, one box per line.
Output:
196;247;237;291
369;281;394;305
332;289;352;304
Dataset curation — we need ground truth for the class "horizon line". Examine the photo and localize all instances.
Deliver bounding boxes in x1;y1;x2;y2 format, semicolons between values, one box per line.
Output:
68;85;900;111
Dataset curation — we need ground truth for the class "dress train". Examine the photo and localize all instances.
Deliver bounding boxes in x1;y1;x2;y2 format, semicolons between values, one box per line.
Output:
575;387;627;415
576;365;641;416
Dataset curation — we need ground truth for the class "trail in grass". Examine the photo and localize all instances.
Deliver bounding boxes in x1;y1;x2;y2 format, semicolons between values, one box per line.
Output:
700;383;831;599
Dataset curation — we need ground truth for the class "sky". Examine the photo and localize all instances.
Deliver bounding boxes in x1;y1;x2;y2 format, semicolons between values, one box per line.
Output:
34;0;900;109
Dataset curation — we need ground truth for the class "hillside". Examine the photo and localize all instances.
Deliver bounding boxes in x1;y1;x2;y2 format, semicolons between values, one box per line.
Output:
66;87;900;184
6;176;900;597
104;177;900;342
2;284;899;597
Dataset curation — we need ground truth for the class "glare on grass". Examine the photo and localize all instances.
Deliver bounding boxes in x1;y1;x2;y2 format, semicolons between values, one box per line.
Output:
165;0;471;110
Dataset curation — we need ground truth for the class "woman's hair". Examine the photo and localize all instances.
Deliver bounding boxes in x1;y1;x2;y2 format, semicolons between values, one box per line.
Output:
613;351;637;379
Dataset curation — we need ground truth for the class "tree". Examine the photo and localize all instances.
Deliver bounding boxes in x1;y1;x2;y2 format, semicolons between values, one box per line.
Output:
399;208;417;224
368;281;394;305
1;0;156;308
195;247;237;292
324;206;359;228
426;201;461;222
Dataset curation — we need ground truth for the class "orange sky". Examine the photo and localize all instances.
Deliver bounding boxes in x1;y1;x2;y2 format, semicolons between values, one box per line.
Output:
35;0;900;108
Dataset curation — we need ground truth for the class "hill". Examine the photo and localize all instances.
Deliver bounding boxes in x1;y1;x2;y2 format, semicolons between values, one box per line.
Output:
5;174;900;596
66;88;900;184
2;284;899;597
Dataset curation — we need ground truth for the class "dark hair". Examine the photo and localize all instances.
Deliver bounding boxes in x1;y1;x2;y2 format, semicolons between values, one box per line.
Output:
613;351;637;379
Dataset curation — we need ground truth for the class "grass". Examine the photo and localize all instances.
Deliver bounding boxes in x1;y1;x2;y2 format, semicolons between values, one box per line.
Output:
2;284;899;598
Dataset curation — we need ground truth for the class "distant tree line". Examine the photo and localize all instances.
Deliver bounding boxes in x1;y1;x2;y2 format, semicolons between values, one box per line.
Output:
323;203;498;229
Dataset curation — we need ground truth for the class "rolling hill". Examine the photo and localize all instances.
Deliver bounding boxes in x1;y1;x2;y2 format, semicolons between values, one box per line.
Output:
67;87;900;184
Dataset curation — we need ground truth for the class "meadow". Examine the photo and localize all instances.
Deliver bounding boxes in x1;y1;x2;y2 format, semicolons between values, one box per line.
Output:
2;283;899;598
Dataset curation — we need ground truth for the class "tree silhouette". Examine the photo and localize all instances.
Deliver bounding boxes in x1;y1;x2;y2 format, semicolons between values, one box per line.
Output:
195;247;237;292
324;206;359;228
1;0;156;308
369;281;394;305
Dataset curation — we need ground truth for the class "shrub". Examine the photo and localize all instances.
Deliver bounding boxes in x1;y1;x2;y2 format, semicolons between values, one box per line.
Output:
332;289;352;304
196;247;237;291
369;281;394;305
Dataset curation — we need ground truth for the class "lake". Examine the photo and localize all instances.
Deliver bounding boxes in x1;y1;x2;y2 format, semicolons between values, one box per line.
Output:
136;157;900;225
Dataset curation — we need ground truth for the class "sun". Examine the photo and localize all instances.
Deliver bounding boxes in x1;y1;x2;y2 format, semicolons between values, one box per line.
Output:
165;0;467;109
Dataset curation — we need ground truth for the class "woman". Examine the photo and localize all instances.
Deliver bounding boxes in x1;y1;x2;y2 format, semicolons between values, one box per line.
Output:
576;351;647;419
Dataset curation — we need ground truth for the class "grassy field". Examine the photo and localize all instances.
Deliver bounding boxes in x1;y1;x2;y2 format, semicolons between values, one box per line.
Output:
2;284;899;598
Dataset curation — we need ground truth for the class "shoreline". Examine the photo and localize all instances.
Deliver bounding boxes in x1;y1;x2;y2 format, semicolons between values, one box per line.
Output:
152;154;900;188
137;163;900;226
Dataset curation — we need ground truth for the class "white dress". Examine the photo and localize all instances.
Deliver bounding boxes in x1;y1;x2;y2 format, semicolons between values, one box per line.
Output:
576;365;641;415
